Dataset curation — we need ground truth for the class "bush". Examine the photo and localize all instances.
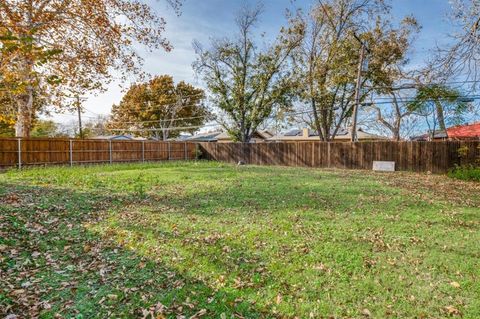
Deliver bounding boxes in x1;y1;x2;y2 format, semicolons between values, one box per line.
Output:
448;165;480;182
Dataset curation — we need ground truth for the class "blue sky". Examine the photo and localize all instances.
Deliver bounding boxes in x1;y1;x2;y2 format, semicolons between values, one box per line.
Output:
56;0;457;124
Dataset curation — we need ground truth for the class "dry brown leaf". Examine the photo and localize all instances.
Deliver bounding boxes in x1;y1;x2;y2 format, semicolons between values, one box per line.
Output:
361;308;371;317
450;281;461;288
444;305;461;316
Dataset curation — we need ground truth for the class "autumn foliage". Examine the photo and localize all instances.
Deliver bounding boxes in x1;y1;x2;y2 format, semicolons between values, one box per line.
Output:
0;0;181;137
109;75;209;140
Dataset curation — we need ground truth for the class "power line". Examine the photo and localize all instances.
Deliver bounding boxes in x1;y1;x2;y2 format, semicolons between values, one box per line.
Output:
51;112;99;120
364;95;480;106
108;123;220;132
367;94;480;101
365;80;480;91
82;107;107;117
107;114;211;125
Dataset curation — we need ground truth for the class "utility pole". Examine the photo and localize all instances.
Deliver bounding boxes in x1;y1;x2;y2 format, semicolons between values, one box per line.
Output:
76;95;83;139
317;1;369;142
351;42;367;142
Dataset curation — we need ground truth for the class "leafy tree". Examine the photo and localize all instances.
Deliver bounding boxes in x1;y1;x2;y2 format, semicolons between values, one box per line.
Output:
289;0;419;141
109;75;208;140
0;0;180;137
81;116;111;138
0;83;47;136
31;120;67;137
408;84;470;138
193;4;303;143
0;114;15;137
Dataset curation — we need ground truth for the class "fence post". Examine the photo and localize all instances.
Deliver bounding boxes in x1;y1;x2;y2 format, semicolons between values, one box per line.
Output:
168;142;171;160
109;140;113;164
142;140;145;163
69;139;73;167
327;142;331;168
17;138;22;169
184;142;188;160
296;142;299;166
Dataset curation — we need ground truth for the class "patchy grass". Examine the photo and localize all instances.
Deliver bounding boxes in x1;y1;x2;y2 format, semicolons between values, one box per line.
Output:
1;161;479;318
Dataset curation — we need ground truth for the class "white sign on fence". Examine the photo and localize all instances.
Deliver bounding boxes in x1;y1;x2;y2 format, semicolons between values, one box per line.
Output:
373;161;395;172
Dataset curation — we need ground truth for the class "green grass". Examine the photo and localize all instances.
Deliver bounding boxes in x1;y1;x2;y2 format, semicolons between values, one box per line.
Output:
448;165;480;182
1;161;479;318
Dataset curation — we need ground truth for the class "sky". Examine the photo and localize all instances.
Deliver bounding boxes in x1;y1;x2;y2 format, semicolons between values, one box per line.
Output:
50;0;456;126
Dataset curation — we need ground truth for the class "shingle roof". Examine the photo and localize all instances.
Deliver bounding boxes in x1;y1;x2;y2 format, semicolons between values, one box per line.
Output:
184;131;222;142
91;135;138;140
410;130;448;141
216;130;274;140
269;128;387;141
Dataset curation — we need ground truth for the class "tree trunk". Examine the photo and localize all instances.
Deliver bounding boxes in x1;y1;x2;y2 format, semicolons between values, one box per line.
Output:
393;129;401;141
434;102;447;132
15;7;35;138
393;119;401;141
162;128;169;141
15;87;34;137
311;98;325;141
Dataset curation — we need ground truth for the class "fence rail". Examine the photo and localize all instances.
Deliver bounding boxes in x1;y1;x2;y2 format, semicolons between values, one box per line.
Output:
199;141;480;173
0;138;197;168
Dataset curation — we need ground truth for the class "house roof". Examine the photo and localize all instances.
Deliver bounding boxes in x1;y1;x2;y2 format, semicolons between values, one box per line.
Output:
447;122;480;139
410;130;448;141
269;128;388;141
184;131;222;142
410;123;480;140
91;135;139;140
216;130;275;141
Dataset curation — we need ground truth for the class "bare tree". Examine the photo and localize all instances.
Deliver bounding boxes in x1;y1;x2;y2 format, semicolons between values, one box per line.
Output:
437;0;480;88
193;4;303;142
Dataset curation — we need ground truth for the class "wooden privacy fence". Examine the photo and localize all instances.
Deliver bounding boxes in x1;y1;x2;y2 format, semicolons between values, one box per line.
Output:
1;138;479;173
0;138;197;168
199;141;480;173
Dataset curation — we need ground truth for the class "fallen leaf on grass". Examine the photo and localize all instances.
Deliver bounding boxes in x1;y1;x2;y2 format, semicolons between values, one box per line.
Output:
450;281;460;288
189;309;207;319
361;308;371;317
275;294;282;305
107;294;118;300
4;193;21;205
444;305;461;316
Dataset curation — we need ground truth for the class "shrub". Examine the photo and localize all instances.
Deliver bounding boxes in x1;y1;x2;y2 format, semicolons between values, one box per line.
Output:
448;165;480;182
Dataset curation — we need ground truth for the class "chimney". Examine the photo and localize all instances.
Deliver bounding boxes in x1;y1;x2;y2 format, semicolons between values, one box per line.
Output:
302;128;310;138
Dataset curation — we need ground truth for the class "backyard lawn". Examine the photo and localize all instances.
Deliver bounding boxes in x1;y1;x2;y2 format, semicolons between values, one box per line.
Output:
1;161;479;318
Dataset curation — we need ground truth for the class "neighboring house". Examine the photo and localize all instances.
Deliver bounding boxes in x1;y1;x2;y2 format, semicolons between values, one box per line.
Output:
410;130;448;141
411;122;480;141
167;134;193;142
91;135;134;141
91;135;147;141
216;130;275;143
184;130;274;143
268;127;388;142
447;122;480;140
183;131;223;142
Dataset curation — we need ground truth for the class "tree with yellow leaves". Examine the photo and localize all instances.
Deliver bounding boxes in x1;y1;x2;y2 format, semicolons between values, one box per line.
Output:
0;0;181;137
